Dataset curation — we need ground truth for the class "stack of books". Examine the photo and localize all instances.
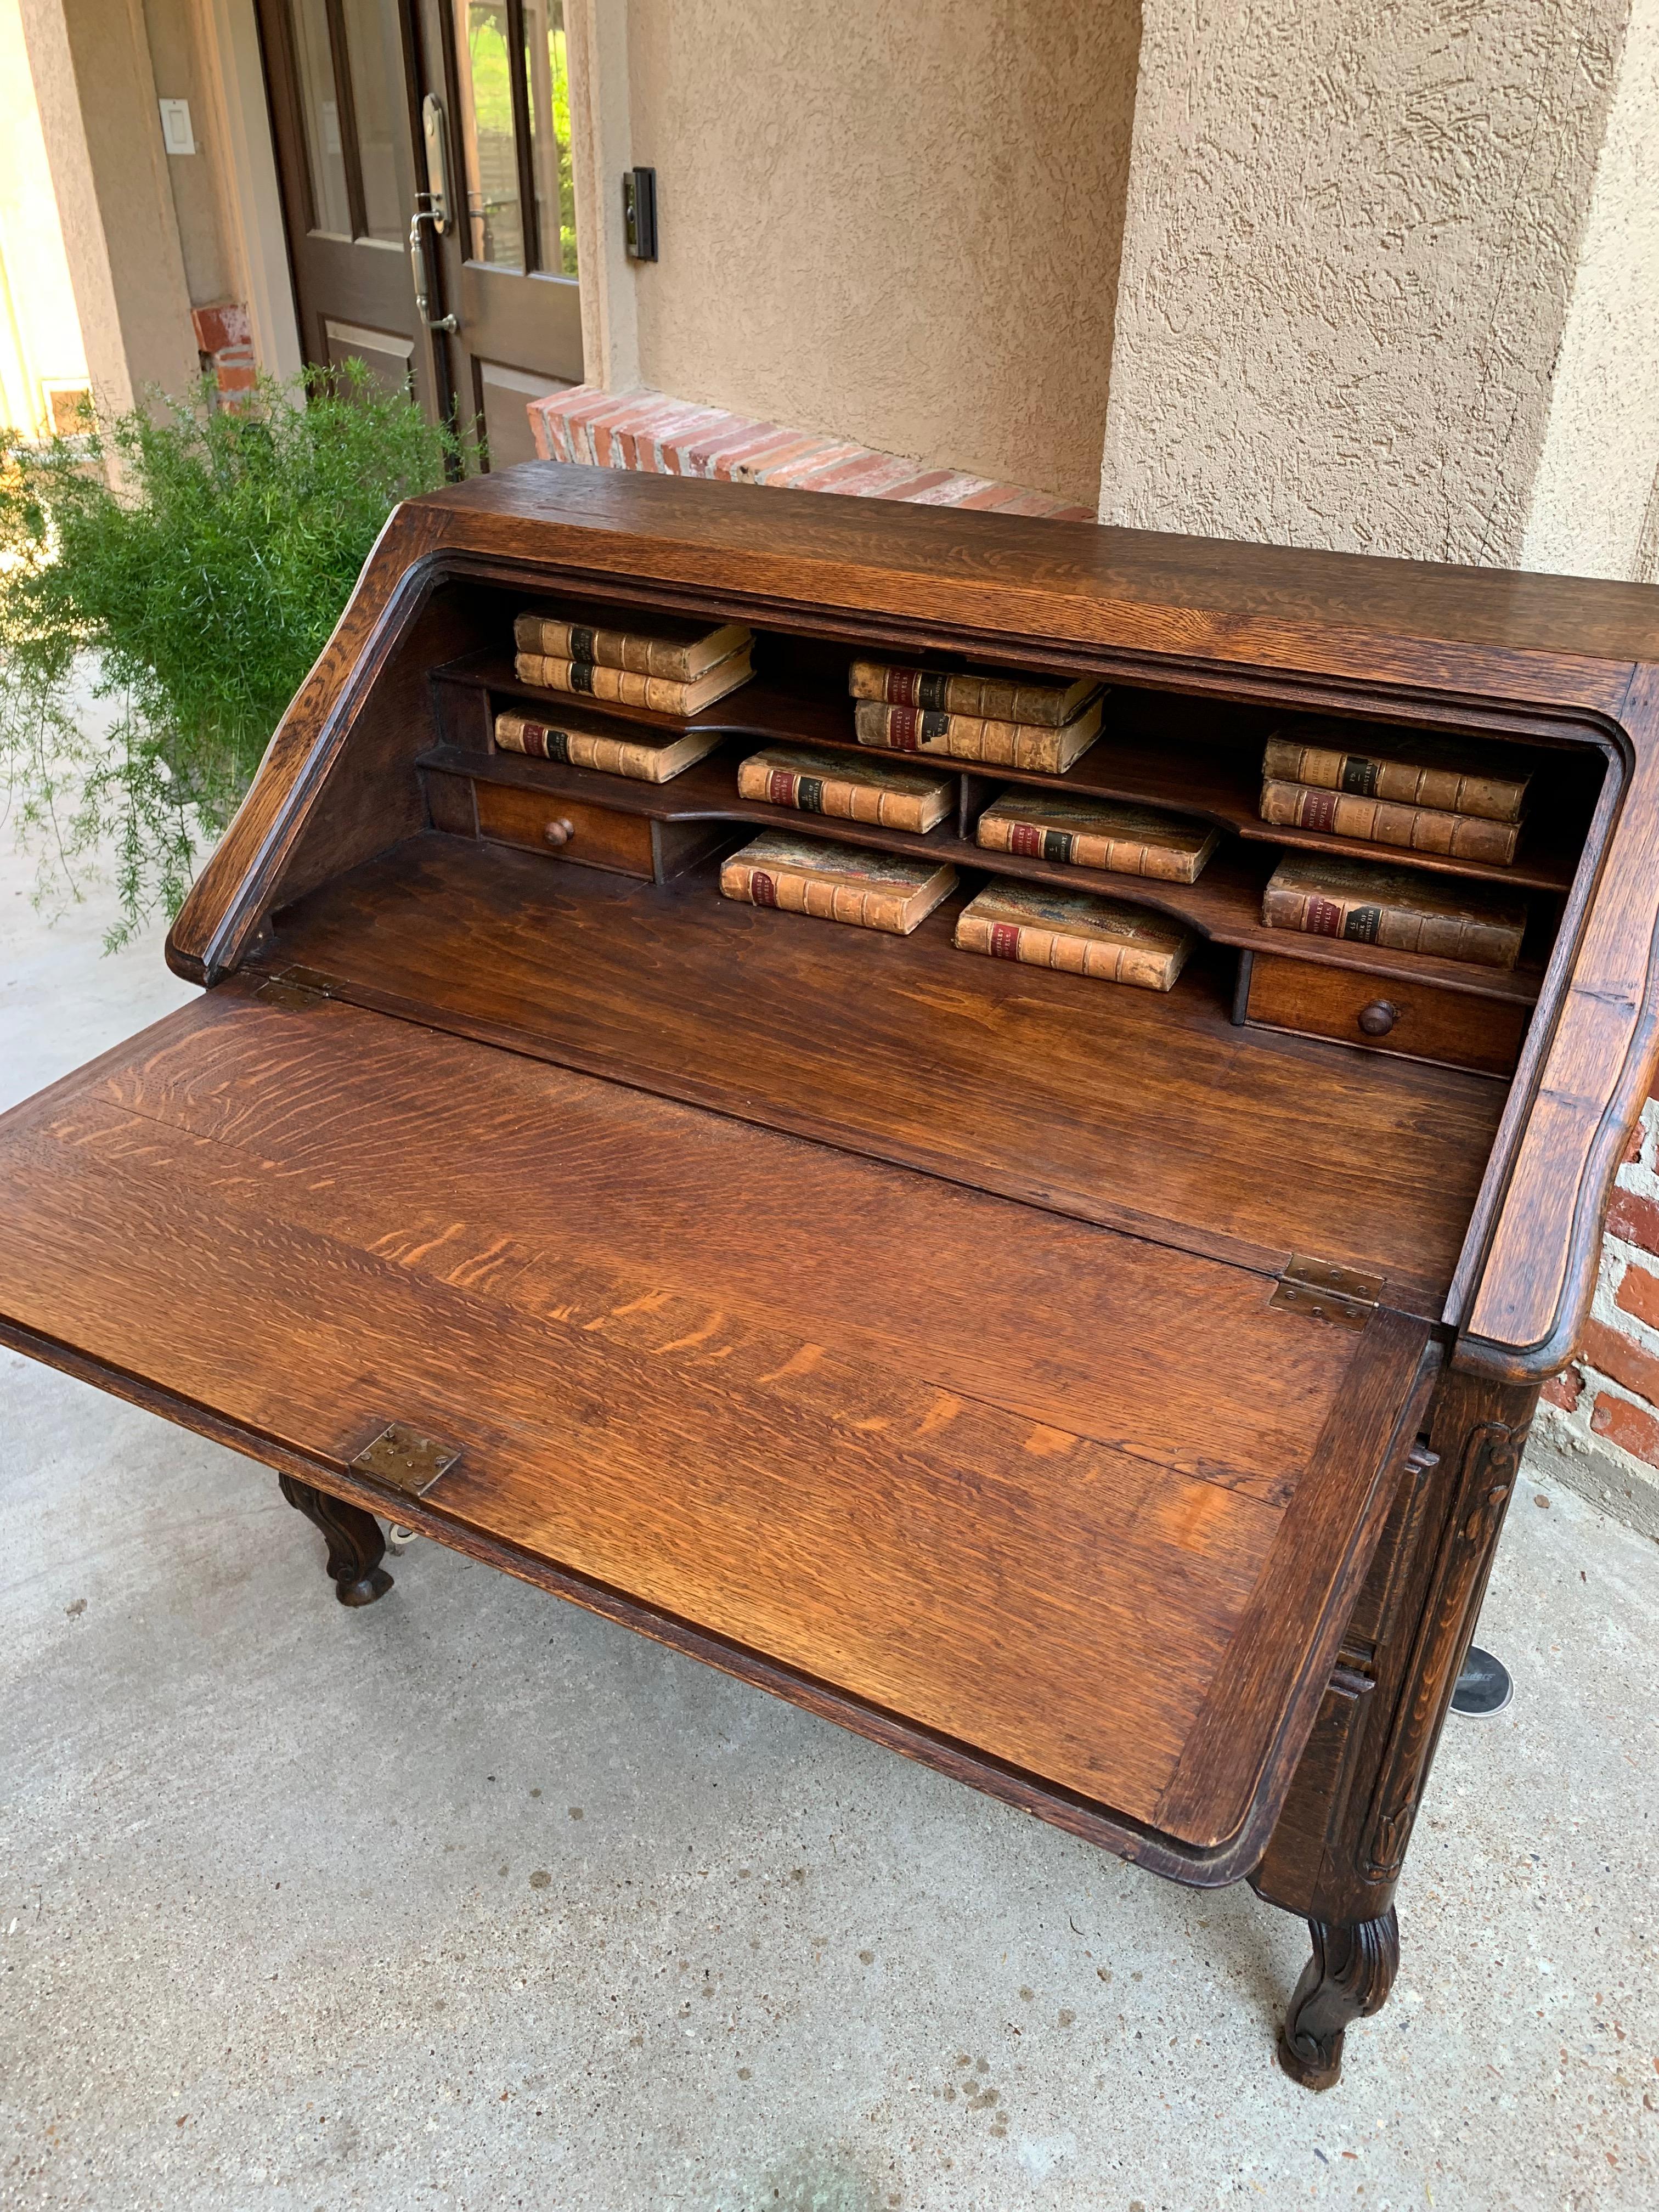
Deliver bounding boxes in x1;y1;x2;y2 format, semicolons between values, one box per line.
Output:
849;658;1104;774
514;607;755;715
1259;725;1531;865
1262;854;1526;969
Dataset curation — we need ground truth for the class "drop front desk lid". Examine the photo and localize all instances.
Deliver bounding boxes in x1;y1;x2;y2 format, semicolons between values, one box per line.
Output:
0;975;1436;1882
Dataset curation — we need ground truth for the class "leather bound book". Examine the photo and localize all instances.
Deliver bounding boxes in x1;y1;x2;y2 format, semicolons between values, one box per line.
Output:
514;647;754;715
977;790;1220;883
494;710;723;782
848;658;1103;728
954;881;1194;991
853;695;1103;774
1262;853;1526;969
1259;779;1521;864
720;831;958;935
736;746;953;832
1262;726;1532;825
515;607;753;680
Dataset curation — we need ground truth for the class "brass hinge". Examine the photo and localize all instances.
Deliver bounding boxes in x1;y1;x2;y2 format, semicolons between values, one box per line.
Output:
256;965;341;1010
1270;1253;1384;1332
349;1423;460;1497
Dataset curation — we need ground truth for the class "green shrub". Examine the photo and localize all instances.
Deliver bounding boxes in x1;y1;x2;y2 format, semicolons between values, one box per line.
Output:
0;366;452;947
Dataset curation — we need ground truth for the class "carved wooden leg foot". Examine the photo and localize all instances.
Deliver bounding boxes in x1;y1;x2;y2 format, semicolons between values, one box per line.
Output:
279;1475;393;1606
1278;1909;1399;2090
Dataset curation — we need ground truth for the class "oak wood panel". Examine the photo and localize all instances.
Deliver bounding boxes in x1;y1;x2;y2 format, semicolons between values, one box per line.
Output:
1246;955;1529;1078
0;989;1425;1849
421;744;1545;1007
261;834;1504;1308
87;985;1350;1498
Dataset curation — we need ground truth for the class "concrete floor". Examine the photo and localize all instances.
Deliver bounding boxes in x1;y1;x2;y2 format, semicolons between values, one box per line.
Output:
2;833;1657;2212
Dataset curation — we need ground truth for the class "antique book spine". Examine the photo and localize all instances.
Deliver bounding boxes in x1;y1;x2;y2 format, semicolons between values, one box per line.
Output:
954;907;1185;991
494;712;690;781
515;651;752;715
847;660;1096;727
735;755;944;831
1262;736;1527;824
1261;878;1523;968
975;812;1213;883
853;697;1100;772
719;855;922;934
1259;780;1520;864
513;612;749;679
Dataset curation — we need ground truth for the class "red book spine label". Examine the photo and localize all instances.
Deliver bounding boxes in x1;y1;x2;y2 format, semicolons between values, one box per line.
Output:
885;707;922;752
884;668;922;707
1008;823;1044;857
751;871;777;907
766;771;797;805
1303;895;1342;936
1298;788;1340;832
989;922;1022;960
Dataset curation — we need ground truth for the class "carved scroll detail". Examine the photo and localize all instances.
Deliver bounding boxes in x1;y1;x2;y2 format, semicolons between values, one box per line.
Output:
279;1475;393;1606
1360;1419;1526;1878
1279;1909;1400;2091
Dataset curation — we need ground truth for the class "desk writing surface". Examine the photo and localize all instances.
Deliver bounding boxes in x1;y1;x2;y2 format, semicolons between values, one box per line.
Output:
0;983;1430;1860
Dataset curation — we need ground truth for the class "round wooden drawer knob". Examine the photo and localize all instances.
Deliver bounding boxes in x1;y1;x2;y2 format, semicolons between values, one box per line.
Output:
1357;999;1398;1037
543;817;576;848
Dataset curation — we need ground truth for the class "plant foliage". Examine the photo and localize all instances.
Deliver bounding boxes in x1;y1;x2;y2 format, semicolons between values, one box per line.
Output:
0;367;452;946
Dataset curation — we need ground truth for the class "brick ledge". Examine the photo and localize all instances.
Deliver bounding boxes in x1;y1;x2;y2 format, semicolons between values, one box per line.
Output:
526;384;1094;520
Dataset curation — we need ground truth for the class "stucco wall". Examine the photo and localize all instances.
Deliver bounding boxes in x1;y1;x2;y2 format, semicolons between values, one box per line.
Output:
0;0;87;435
625;0;1141;508
1098;0;1635;563
1520;0;1659;582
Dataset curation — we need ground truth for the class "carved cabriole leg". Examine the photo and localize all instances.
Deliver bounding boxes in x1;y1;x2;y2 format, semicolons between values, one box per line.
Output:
1279;1909;1400;2091
1250;1369;1538;2085
279;1475;393;1606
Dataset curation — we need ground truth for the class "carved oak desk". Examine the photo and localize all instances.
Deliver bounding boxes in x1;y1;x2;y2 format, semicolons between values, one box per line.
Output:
4;469;1655;2088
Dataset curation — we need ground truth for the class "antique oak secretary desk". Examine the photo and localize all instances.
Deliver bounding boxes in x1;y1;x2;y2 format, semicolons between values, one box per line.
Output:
3;467;1655;2090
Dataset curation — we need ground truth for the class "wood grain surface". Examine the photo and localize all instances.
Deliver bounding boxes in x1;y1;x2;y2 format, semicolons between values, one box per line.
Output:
258;834;1505;1310
0;986;1429;1855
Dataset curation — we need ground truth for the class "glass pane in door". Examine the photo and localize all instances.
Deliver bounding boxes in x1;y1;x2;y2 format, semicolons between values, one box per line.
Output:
289;0;353;236
452;0;524;267
340;0;410;243
526;0;577;276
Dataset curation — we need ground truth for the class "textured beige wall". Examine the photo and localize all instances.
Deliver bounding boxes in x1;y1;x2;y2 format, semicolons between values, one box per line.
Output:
1520;0;1659;581
625;0;1141;506
1098;0;1635;564
143;0;234;309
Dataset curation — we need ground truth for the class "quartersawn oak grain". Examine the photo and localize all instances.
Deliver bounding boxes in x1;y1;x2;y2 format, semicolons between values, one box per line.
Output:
0;987;1425;1856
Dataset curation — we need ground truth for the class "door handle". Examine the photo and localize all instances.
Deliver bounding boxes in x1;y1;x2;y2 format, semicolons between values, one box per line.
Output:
409;206;458;335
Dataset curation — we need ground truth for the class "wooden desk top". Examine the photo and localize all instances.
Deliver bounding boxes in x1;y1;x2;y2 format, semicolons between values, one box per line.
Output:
0;984;1432;1875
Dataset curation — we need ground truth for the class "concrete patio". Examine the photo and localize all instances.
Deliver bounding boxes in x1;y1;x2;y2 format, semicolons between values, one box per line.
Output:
2;831;1656;2211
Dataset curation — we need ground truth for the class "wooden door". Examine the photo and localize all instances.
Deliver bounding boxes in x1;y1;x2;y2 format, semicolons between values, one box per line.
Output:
415;0;585;464
258;0;583;454
257;0;450;415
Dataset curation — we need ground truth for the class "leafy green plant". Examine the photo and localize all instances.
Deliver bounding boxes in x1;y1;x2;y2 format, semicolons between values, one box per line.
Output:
0;366;452;947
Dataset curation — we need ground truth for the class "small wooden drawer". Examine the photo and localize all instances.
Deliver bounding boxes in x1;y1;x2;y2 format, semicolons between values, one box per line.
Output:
1244;952;1527;1077
475;782;657;878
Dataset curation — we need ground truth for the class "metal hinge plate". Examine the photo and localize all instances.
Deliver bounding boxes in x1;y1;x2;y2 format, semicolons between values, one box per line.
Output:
349;1423;460;1497
256;966;340;1011
1270;1254;1384;1332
